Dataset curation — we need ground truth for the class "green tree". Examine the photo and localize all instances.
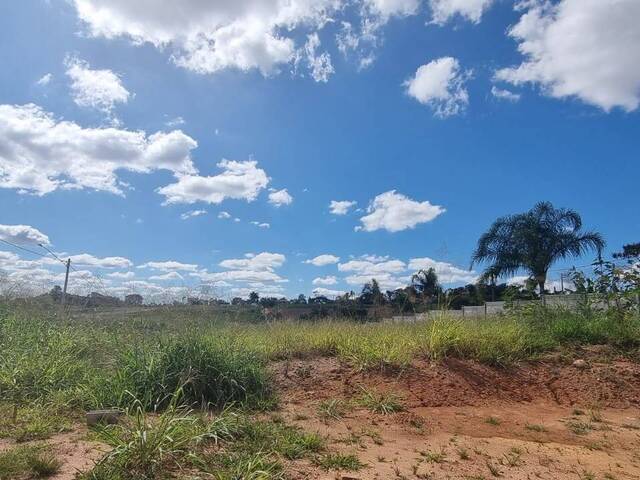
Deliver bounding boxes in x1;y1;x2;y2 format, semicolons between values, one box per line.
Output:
248;291;260;304
411;268;441;305
471;201;605;294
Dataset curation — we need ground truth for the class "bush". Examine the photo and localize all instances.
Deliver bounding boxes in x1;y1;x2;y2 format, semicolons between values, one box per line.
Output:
97;336;272;410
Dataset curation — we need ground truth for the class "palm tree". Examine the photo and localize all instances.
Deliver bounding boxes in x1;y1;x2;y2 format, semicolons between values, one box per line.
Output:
471;202;605;294
411;268;441;304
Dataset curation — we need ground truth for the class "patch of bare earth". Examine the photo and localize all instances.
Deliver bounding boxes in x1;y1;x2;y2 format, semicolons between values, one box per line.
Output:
275;354;640;479
3;352;640;479
0;427;106;480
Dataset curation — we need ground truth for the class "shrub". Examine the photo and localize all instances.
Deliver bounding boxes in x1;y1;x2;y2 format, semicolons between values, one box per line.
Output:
96;337;272;410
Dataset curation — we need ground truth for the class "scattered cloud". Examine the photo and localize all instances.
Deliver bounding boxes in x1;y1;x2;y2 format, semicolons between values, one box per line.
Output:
165;116;185;127
339;257;406;276
64;55;131;120
0;224;50;246
268;188;293;207
329;200;357;215
491;86;521;102
70;0;423;79
312;287;346;298
312;275;338;285
180;209;207;220
0;104;197;196
218;211;232;219
357;190;445;232
305;254;340;266
149;271;184;281
157;160;270;205
495;0;640;112
219;252;285;272
408;257;477;283
138;260;199;272
69;253;133;269
297;33;334;83
193;251;288;286
250;221;270;228
107;271;135;279
36;73;52;86
405;56;470;117
429;0;494;25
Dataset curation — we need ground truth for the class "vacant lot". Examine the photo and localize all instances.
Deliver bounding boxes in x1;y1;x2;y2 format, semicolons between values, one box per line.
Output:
1;305;639;479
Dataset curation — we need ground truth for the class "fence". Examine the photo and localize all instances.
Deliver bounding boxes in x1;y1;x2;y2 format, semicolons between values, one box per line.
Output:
388;293;640;322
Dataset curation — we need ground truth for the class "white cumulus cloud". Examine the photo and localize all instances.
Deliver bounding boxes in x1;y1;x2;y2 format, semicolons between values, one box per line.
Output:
312;287;346;298
69;253;133;269
0;104;197;196
429;0;494;24
357;190;445;232
329;200;357;215
312;275;338;285
305;254;340;266
158;160;270;205
495;0;640;112
149;271;184;281
408;257;477;283
0;224;50;246
491;86;521;102
64;56;131;119
70;0;423;79
219;252;285;272
138;260;199;272
268;188;293;207
405;57;470;117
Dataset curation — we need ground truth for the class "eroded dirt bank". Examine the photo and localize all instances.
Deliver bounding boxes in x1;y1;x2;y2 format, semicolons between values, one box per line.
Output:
273;352;640;479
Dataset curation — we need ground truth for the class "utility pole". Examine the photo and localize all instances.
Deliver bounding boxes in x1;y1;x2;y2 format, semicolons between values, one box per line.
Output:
560;273;564;293
61;259;71;306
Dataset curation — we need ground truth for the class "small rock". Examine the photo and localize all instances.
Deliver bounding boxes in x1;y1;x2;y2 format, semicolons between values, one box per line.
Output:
572;359;588;369
86;409;122;426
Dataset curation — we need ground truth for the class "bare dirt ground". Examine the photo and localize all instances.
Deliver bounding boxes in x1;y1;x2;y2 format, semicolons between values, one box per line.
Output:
3;350;640;479
274;353;640;480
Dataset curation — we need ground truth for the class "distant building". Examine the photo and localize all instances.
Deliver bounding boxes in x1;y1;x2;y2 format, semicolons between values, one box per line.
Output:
124;294;143;306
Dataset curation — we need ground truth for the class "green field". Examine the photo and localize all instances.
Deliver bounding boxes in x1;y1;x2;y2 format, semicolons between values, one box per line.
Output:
1;303;639;479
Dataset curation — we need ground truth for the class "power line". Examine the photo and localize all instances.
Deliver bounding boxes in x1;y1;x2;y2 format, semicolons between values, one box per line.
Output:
38;243;68;266
0;238;50;258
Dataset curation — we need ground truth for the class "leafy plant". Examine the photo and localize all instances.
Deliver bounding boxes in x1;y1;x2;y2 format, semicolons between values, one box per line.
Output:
356;387;404;414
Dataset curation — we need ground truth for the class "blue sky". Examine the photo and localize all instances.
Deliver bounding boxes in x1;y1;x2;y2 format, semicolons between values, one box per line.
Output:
0;0;639;301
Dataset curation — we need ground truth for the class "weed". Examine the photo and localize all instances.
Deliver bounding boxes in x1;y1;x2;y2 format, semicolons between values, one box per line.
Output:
317;398;347;420
356;387;404;414
502;449;522;467
457;447;470;460
486;460;501;477
485;416;501;426
419;448;446;463
0;445;60;479
525;423;546;433
314;453;364;471
86;393;215;479
580;470;596;480
566;420;593;435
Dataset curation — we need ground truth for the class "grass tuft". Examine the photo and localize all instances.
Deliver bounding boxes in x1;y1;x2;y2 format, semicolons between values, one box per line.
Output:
0;445;60;480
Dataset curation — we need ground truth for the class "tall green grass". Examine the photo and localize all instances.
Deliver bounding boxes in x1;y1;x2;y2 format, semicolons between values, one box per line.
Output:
98;337;271;410
1;303;639;420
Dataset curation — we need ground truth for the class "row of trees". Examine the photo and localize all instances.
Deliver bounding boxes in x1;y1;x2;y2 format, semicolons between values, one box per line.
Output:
39;202;637;312
245;202;637;313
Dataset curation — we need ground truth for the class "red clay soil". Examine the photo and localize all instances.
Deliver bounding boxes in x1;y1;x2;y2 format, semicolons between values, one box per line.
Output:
273;351;640;409
4;350;640;480
273;351;640;480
